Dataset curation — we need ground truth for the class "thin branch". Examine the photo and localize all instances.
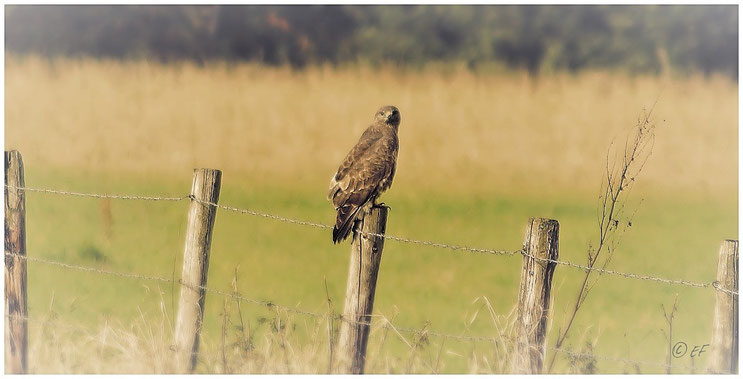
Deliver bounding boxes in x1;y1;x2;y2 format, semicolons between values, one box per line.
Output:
547;108;657;372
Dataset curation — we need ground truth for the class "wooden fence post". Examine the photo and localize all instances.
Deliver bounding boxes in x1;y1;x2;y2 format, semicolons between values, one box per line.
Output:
174;168;222;373
511;217;559;374
334;206;388;374
708;239;738;374
4;150;28;374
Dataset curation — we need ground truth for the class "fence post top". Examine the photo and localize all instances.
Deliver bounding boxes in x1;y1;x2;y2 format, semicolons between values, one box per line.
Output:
370;205;389;216
528;218;559;229
193;168;222;176
529;217;558;223
5;150;24;163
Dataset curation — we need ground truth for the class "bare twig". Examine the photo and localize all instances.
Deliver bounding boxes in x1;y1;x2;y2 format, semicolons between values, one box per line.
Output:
547;108;657;372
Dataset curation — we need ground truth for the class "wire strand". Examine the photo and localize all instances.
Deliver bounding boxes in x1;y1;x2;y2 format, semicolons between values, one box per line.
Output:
5;184;186;202
5;252;326;319
530;255;720;291
196;198;522;256
5;183;737;295
196;198;738;295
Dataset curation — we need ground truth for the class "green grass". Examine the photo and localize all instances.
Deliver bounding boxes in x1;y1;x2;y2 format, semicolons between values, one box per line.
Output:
20;166;737;373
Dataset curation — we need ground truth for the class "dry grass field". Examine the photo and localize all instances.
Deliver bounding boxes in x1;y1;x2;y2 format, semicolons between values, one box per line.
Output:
6;55;737;195
4;55;738;373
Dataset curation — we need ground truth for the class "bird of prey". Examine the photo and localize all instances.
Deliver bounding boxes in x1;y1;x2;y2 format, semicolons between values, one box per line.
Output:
328;105;401;244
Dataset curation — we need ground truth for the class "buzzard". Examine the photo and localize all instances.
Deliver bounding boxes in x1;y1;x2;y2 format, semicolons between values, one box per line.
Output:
328;105;401;243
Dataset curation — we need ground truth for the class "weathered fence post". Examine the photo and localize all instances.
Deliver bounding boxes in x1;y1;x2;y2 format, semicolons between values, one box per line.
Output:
4;150;28;374
511;217;559;374
174;168;222;373
334;206;388;374
708;239;738;374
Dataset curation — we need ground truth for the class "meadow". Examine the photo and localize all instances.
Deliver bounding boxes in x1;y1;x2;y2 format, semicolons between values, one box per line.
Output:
5;55;738;373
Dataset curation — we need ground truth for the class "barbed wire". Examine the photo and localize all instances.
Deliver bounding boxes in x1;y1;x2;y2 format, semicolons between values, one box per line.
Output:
0;182;721;374
4;185;187;202
710;281;739;296
5;252;327;319
203;200;334;230
8;251;509;338
7;253;175;284
199;198;735;294
194;198;521;256
5;253;479;330
528;255;733;293
4;184;521;257
3;252;704;373
4;184;738;295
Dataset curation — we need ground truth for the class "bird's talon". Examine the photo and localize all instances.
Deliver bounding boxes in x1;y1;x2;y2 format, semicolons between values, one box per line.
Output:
374;202;391;210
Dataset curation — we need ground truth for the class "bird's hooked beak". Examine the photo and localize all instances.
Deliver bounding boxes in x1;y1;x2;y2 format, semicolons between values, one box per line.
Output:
387;110;401;125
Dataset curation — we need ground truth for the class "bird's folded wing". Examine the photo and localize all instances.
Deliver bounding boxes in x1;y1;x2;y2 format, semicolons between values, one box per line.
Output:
327;128;382;200
331;149;393;209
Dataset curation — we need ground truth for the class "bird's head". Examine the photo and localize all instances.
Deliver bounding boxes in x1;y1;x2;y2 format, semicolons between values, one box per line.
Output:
374;105;401;129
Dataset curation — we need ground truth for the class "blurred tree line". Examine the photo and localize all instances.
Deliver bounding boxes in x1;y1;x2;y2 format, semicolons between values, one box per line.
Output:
5;5;738;77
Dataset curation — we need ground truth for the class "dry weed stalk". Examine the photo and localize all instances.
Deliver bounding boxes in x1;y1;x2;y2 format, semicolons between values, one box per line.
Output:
219;298;231;373
323;278;336;373
404;322;431;373
660;294;679;375
547;109;657;372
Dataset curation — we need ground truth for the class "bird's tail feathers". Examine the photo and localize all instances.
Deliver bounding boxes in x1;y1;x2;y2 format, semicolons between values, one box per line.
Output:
333;205;361;244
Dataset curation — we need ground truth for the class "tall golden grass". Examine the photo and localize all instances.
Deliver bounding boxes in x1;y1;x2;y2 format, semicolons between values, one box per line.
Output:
27;294;525;374
5;55;737;197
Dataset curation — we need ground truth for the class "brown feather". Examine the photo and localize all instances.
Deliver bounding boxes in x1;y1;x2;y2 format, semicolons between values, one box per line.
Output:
328;106;400;243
